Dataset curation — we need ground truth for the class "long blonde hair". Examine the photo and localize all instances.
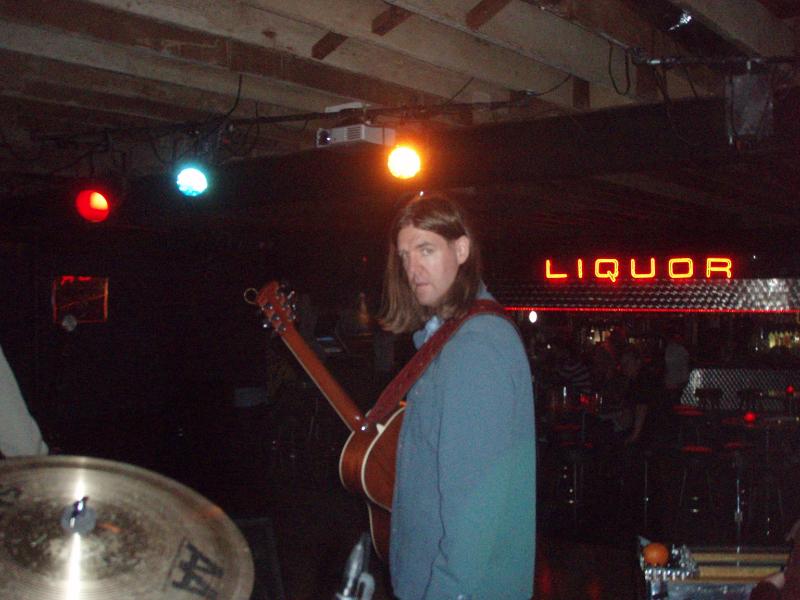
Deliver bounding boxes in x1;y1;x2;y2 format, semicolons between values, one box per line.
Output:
379;193;482;334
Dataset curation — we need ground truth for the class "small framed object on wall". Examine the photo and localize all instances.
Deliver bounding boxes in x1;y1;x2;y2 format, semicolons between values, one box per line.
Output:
51;275;109;326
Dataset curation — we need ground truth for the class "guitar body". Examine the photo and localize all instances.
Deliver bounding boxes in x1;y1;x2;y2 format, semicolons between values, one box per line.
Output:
339;407;404;561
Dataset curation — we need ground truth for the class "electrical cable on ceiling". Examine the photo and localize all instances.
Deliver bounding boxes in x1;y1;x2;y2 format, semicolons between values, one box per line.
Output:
524;72;572;98
443;77;475;105
608;42;631;96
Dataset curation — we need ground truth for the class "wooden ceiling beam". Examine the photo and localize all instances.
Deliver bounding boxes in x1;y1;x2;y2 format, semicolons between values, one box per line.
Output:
311;31;349;60
669;0;796;56
526;0;723;95
244;0;578;109
465;0;514;30
383;0;634;106
0;0;452;112
372;5;413;35
79;0;516;111
0;52;312;151
0;22;349;114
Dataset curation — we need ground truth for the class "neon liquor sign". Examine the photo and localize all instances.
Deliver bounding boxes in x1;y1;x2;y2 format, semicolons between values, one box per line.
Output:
544;257;733;282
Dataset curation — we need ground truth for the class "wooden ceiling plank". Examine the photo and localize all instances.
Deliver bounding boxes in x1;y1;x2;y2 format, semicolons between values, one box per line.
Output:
311;31;348;60
465;0;514;30
0;21;351;114
372;5;413;35
383;0;635;103
80;0;519;109
244;0;580;108
531;0;722;94
669;0;796;56
0;0;454;111
0;51;313;149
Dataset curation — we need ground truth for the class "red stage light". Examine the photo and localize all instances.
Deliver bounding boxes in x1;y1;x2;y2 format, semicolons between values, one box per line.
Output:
744;411;758;423
787;385;795;395
75;189;111;223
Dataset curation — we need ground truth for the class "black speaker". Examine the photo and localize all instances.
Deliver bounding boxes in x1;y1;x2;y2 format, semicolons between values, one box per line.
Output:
234;517;285;600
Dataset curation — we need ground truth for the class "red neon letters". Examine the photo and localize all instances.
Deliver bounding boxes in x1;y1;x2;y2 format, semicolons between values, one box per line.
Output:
545;257;733;282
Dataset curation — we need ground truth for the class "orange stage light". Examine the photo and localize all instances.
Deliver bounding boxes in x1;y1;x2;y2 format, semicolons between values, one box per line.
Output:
387;145;421;179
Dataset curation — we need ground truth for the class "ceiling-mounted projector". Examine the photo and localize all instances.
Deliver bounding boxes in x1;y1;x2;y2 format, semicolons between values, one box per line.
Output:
316;124;396;148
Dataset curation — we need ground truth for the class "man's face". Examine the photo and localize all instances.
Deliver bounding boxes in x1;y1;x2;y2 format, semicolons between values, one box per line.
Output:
397;225;469;308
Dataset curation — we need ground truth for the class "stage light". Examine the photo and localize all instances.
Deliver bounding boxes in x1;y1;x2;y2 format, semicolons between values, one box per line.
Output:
75;189;111;223
388;145;421;179
176;165;209;196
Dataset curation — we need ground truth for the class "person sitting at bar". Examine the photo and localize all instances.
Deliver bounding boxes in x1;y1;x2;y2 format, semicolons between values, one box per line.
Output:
592;347;653;445
591;325;628;396
664;329;690;406
554;339;592;400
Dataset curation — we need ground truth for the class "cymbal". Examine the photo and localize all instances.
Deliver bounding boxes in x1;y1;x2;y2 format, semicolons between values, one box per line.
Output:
0;456;254;599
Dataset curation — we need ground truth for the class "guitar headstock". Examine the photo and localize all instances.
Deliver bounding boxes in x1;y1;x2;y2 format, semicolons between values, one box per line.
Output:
255;281;297;335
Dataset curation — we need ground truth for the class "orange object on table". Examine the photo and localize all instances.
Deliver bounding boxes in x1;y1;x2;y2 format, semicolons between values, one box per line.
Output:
643;542;670;566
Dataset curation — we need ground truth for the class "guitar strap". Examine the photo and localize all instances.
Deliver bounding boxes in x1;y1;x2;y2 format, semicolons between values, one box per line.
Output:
365;299;513;426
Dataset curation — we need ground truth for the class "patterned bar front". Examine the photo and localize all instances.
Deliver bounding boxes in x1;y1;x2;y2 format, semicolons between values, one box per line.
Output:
491;278;800;313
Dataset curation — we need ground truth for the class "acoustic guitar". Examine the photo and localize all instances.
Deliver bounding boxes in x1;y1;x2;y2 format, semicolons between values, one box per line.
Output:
256;282;402;560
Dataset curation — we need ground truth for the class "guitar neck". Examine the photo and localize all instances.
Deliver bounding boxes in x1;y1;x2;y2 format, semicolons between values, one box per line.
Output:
278;326;366;433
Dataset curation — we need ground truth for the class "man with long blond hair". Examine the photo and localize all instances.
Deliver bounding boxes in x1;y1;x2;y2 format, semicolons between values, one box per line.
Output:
380;192;535;599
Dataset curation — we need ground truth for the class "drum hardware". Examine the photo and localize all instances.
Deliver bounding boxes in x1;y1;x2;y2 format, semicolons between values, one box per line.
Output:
0;455;254;599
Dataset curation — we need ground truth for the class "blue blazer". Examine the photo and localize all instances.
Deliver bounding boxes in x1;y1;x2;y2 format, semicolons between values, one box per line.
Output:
390;292;536;600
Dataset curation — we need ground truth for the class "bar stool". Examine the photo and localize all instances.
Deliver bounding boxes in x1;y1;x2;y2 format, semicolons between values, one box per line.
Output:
718;420;756;546
673;444;717;543
695;387;722;412
747;418;788;544
672;402;706;448
695;387;723;446
550;438;595;533
737;388;764;413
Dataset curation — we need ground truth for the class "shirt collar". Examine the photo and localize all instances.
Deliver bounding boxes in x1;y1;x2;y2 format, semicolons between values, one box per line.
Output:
411;281;493;349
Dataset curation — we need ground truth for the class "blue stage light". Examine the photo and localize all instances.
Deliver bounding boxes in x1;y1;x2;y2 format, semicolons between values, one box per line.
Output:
176;166;209;196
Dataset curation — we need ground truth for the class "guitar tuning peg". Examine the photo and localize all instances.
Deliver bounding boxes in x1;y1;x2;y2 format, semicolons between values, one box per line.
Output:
277;324;287;334
271;313;281;322
286;290;296;301
261;317;272;330
289;314;297;322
